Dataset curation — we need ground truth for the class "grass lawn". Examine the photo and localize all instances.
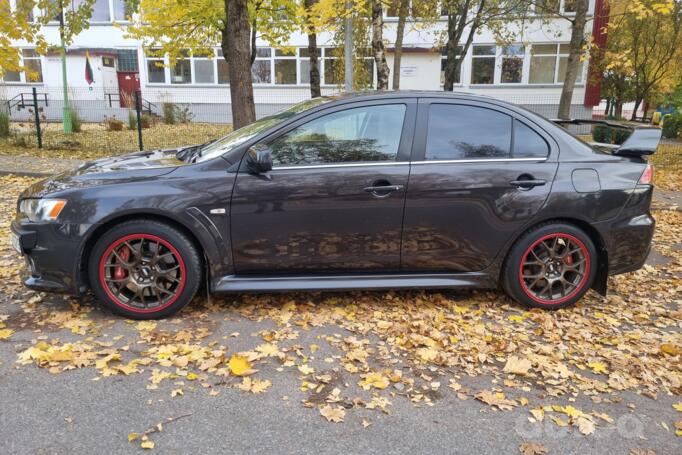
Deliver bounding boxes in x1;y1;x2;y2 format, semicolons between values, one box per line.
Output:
0;122;232;160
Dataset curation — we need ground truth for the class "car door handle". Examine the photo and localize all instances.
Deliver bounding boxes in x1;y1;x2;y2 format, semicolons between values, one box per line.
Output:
510;179;546;188
363;185;404;193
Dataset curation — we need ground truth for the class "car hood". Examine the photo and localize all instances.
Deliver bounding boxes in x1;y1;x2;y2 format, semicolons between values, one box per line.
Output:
20;148;187;199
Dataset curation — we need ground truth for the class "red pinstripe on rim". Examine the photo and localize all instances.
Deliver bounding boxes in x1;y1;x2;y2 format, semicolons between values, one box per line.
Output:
98;234;186;314
518;232;591;305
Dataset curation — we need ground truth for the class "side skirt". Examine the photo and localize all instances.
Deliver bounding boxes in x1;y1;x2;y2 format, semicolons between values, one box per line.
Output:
212;272;496;293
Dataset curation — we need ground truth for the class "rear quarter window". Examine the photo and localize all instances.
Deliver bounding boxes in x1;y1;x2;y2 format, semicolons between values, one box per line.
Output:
513;119;549;158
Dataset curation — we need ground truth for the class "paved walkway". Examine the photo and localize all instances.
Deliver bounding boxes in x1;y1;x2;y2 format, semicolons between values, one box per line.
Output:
0;154;679;211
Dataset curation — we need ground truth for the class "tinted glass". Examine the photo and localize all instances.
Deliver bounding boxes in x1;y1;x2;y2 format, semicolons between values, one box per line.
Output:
425;104;512;160
513;120;549;158
269;104;406;166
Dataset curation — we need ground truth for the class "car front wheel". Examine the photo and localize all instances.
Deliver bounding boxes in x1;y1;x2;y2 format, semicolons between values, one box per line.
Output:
88;220;201;319
502;223;597;310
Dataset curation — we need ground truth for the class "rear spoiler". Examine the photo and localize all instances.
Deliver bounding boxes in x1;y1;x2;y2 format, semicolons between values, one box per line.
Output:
551;119;662;157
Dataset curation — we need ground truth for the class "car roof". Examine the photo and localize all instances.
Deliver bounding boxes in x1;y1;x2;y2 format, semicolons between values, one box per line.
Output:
328;90;500;104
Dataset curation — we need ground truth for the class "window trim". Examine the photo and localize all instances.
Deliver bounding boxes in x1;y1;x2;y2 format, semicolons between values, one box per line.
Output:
411;98;557;163
267;102;409;168
0;48;44;84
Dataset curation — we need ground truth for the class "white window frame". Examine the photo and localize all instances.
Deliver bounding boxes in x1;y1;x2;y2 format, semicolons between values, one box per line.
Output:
497;44;525;85
0;48;44;84
528;43;584;85
273;48;298;86
470;44;497;85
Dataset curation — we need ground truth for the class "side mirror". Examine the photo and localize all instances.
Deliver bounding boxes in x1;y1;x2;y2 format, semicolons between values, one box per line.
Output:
246;145;273;175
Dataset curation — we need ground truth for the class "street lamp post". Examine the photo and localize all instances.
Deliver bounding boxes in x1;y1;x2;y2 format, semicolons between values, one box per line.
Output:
58;0;72;134
344;0;353;92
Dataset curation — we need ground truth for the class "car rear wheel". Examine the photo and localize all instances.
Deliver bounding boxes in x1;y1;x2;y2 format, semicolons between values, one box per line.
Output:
502;223;597;310
88;220;201;319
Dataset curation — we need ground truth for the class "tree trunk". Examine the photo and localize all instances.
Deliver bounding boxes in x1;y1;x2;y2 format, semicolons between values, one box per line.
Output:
614;99;623;119
557;0;588;119
444;0;483;91
631;98;642;121
223;0;256;129
371;0;390;90
304;0;321;98
392;0;409;90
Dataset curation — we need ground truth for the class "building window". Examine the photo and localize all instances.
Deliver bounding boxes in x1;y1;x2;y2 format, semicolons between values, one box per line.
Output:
216;49;229;84
71;0;110;21
102;56;115;67
252;47;272;84
500;45;524;83
530;43;581;84
2;49;44;83
471;45;496;84
146;50;166;83
112;0;132;21
534;0;560;14
563;0;587;13
274;48;297;85
299;48;310;84
323;47;341;85
171;55;191;84
440;45;462;85
193;52;215;84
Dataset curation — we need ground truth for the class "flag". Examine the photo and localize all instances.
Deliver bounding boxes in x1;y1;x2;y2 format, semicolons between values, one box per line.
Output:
85;51;94;85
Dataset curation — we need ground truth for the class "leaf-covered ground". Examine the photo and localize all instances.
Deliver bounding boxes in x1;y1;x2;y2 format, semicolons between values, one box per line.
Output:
0;122;231;160
0;174;680;453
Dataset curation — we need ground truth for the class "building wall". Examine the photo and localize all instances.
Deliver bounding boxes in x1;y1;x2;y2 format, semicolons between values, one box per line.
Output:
2;0;599;123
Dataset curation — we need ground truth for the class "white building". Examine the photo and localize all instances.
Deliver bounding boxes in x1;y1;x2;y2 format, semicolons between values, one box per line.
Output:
1;0;606;123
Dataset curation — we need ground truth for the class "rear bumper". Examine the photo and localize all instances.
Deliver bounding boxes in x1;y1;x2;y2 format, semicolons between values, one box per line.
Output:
10;219;87;295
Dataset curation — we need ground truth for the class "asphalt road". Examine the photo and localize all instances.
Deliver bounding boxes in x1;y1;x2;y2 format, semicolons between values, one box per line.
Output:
1;290;679;455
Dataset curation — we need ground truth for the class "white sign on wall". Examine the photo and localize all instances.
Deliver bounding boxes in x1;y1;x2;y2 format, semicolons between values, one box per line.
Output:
400;66;418;78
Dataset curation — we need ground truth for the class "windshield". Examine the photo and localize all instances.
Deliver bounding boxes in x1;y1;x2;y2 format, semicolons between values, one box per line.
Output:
196;97;333;163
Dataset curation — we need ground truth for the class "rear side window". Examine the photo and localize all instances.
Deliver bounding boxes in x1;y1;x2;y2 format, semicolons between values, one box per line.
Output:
425;104;512;160
513;119;549;158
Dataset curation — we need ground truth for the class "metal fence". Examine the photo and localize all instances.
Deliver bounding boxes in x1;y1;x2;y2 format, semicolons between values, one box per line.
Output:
0;86;680;173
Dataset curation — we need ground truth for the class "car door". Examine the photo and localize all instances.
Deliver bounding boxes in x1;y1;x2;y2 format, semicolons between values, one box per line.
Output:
230;99;416;274
401;99;559;272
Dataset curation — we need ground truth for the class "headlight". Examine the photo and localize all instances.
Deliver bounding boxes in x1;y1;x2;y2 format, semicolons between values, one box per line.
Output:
19;198;67;222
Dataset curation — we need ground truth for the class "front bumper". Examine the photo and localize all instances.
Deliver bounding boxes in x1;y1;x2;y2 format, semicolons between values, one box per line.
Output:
10;219;88;294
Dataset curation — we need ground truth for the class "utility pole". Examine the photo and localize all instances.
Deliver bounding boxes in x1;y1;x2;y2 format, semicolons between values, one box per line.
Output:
58;0;72;133
344;0;353;92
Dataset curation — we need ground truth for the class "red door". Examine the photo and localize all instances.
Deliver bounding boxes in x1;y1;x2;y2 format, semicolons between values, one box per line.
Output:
117;72;140;107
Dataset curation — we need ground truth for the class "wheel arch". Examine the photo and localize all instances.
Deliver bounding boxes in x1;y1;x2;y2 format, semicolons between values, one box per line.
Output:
77;212;208;290
500;217;609;296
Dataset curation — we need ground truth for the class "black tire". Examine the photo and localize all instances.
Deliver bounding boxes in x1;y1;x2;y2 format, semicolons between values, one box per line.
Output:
88;219;201;319
502;222;597;310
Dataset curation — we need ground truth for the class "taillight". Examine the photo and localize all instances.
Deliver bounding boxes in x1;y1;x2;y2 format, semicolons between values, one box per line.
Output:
638;164;654;185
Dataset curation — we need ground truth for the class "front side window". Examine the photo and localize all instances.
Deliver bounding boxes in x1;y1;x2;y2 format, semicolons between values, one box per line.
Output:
268;104;406;167
425;104;512;160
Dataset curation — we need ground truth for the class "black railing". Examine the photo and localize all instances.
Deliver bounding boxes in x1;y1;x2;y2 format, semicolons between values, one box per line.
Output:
106;91;157;115
7;92;48;112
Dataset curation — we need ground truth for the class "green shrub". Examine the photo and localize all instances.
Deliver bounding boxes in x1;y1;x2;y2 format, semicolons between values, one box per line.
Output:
162;102;176;125
593;125;610;143
104;116;124;132
128;110;137;130
0;110;9;138
662;113;682;139
70;107;82;133
140;113;152;129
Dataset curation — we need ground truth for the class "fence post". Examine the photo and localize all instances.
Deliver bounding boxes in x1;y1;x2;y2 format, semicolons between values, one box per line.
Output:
32;87;42;149
134;89;143;151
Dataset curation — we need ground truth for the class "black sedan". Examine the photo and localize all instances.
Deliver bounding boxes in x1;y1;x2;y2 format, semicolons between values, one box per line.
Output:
11;92;660;319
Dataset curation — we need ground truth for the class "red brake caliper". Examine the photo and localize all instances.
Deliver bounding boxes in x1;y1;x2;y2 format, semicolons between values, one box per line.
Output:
114;245;130;280
564;251;574;265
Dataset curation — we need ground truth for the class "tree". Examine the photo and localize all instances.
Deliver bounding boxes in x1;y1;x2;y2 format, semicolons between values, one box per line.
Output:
602;0;682;120
127;0;300;128
370;0;390;89
556;0;588;119
304;0;322;98
441;0;528;91
390;0;409;89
